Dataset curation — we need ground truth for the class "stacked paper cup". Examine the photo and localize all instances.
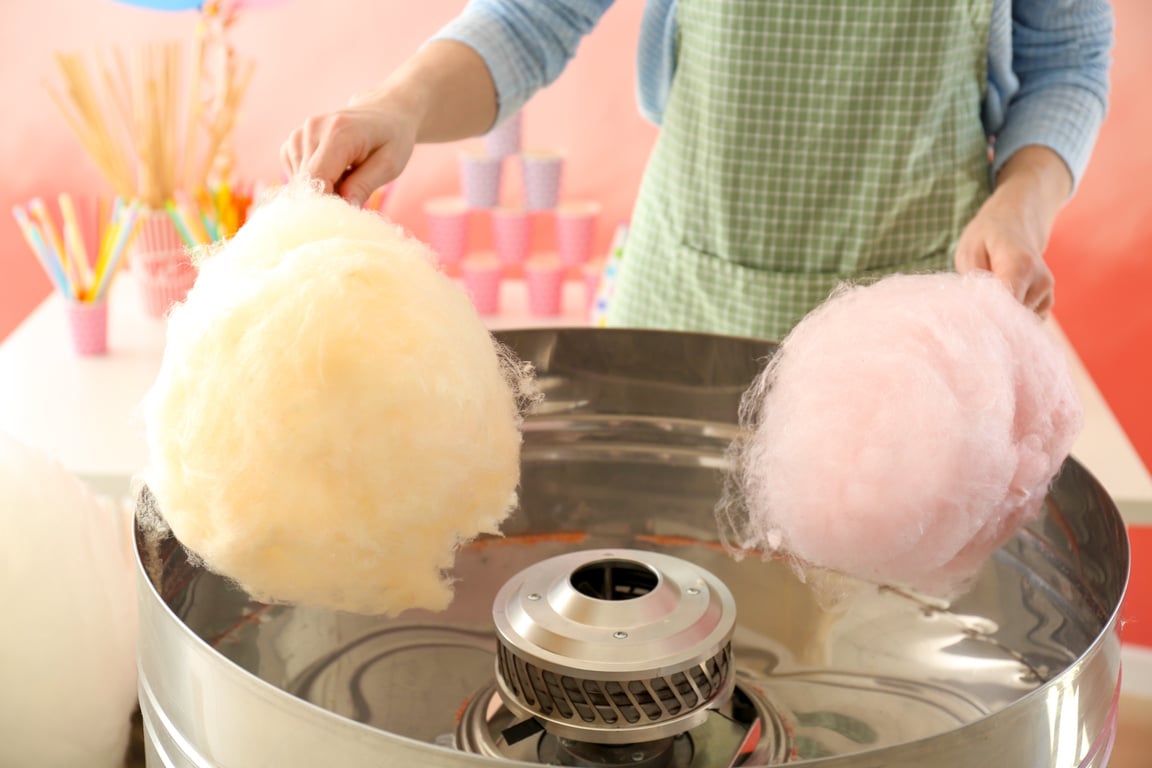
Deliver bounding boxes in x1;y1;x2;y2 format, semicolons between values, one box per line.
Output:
459;151;502;209
521;152;564;211
461;253;503;316
424;197;469;270
525;254;565;316
491;207;531;268
556;202;601;268
484;111;522;159
131;210;197;318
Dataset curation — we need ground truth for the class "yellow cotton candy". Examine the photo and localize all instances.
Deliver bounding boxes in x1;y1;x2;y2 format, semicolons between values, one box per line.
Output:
142;183;532;615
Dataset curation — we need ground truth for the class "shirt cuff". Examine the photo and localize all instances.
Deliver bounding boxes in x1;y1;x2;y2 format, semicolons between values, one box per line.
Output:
992;84;1107;193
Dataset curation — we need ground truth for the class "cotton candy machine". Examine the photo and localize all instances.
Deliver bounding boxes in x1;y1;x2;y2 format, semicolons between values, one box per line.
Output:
135;328;1129;767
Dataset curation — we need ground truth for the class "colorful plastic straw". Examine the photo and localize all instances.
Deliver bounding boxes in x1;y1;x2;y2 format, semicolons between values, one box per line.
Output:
11;195;140;303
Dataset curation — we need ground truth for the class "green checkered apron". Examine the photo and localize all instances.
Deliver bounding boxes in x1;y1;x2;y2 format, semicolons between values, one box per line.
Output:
608;0;992;340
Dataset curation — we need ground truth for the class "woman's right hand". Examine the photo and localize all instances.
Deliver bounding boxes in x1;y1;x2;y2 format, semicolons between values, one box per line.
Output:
280;90;421;209
281;41;499;208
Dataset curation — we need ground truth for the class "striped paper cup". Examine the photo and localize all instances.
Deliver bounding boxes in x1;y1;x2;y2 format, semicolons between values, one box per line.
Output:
132;249;197;318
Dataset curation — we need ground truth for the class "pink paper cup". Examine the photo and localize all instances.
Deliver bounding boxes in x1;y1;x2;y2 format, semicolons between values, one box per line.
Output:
66;300;108;356
491;207;531;267
556;201;602;267
424;198;469;267
484;111;522;159
133;209;186;257
131;249;197;318
521;153;564;211
459;151;503;209
525;255;565;317
461;254;503;316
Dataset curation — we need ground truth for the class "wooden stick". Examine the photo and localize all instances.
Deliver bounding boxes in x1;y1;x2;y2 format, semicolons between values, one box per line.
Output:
182;29;204;192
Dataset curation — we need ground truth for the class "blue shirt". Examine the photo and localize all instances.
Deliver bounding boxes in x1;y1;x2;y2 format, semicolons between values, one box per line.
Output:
435;0;1113;188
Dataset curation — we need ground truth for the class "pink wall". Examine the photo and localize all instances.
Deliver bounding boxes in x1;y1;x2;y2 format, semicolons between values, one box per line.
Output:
1045;0;1152;481
0;0;656;335
1;0;1149;467
1;0;1150;645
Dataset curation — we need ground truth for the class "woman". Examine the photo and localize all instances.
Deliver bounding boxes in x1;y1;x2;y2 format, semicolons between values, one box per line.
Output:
282;0;1113;339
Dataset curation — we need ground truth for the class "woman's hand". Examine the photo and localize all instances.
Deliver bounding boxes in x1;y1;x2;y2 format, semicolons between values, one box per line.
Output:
954;146;1073;318
280;40;498;208
281;94;420;208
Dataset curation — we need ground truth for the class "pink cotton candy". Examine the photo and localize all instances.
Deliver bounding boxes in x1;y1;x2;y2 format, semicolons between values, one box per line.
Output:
720;272;1083;597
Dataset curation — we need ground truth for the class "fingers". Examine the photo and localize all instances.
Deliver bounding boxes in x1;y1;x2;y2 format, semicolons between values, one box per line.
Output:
279;114;364;197
1033;287;1055;318
954;235;1054;317
1022;262;1055;317
994;250;1034;305
983;247;1054;317
336;148;403;209
953;235;990;275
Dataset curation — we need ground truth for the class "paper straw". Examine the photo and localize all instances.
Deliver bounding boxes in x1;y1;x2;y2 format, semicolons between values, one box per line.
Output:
164;201;199;248
58;193;94;288
91;203;140;302
28;198;67;272
175;190;211;244
28;197;77;297
12;207;72;297
92;198;125;286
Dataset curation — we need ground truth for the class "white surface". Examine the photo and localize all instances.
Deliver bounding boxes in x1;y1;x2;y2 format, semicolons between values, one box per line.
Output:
0;274;590;481
1047;322;1152;524
1123;645;1152;698
1;275;1150;522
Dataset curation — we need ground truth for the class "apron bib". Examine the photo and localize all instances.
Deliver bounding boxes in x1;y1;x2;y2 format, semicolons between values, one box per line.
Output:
609;0;993;340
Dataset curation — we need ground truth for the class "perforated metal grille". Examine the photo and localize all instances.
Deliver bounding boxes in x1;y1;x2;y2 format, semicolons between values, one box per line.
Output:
496;641;732;728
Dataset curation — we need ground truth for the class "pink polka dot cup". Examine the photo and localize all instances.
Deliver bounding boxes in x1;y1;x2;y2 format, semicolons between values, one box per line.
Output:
525;254;565;316
461;254;503;316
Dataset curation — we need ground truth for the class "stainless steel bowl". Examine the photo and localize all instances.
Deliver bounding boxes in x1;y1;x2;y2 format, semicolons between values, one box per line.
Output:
135;328;1129;767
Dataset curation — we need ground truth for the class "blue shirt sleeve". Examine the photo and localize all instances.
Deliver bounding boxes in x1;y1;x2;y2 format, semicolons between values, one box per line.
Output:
635;0;678;126
435;0;1113;193
989;0;1114;190
431;0;616;127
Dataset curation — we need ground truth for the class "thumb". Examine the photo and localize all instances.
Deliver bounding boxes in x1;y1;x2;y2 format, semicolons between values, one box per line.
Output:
336;148;403;209
990;248;1035;304
953;229;990;274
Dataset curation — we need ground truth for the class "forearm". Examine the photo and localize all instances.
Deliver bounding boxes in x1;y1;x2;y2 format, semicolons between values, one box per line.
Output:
357;40;499;144
993;145;1073;228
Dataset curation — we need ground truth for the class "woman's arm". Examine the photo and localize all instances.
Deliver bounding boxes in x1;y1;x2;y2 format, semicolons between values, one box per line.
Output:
281;0;614;206
955;0;1114;316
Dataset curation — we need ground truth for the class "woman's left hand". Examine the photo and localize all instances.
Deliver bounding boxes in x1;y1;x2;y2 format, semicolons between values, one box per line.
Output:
954;146;1073;318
